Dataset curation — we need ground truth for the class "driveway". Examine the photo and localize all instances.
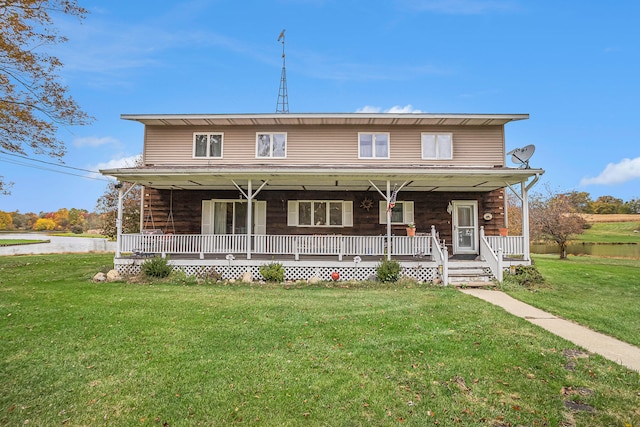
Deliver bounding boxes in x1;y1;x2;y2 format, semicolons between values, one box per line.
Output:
0;233;116;255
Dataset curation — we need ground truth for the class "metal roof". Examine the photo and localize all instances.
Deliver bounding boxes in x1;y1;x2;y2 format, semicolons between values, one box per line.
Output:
121;112;529;127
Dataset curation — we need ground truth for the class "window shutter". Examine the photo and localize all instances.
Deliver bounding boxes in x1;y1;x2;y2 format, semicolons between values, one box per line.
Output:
201;200;212;234
287;201;298;226
254;201;267;234
403;201;414;224
342;201;353;227
379;200;387;224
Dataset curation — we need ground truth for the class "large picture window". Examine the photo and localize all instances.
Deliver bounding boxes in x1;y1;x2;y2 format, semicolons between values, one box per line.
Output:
421;133;452;160
193;133;223;158
358;133;390;158
288;201;353;227
256;133;286;158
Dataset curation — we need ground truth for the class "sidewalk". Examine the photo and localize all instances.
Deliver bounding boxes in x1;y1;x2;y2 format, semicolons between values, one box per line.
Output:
459;288;640;373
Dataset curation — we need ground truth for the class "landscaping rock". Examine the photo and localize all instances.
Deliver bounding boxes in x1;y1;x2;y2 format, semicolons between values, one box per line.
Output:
106;269;121;282
241;271;253;283
93;272;106;283
308;276;321;284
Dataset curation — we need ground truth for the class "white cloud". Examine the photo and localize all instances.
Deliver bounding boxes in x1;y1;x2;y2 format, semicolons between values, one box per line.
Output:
87;155;141;180
580;157;640;186
356;104;425;113
74;136;119;147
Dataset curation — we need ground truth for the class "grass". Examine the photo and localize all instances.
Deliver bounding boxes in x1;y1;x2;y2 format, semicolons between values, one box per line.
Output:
1;254;639;426
574;222;640;244
0;239;48;246
503;255;640;348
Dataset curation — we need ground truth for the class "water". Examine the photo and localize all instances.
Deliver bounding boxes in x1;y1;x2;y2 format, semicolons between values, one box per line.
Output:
531;243;640;259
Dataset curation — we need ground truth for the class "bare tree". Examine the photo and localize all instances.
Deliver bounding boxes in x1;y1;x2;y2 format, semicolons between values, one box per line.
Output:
95;181;141;239
529;186;586;259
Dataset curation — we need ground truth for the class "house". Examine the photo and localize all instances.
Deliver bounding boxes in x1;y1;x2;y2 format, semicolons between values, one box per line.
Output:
101;112;543;284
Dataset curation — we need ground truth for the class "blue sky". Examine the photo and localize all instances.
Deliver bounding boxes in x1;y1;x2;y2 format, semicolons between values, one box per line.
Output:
2;0;639;213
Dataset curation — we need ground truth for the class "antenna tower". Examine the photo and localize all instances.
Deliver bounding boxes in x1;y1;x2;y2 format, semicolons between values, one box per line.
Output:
276;29;289;113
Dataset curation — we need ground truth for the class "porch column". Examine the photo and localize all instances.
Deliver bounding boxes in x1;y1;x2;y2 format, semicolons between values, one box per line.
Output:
521;181;530;261
246;179;252;260
115;185;123;258
386;180;392;260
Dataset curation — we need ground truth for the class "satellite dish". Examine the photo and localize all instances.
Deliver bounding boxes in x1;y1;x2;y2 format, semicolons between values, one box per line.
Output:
507;144;535;168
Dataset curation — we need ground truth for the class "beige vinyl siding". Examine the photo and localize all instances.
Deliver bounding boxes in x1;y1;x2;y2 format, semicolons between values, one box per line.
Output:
143;125;505;167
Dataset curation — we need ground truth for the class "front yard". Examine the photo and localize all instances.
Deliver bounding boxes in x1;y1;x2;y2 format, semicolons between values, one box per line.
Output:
1;254;639;426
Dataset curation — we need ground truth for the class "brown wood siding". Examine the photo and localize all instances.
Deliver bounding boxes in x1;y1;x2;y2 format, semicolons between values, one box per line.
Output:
142;188;506;241
143;125;505;167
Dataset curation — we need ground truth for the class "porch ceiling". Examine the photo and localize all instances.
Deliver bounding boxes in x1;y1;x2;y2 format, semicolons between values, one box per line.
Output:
102;165;544;192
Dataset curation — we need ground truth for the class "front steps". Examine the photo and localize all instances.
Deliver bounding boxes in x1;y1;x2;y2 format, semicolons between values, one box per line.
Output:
447;261;495;287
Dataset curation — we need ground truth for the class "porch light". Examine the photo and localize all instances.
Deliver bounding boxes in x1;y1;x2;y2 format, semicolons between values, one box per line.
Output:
447;202;453;215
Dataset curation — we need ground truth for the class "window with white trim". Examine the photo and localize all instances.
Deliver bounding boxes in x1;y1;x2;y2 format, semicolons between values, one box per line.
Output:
359;132;390;158
379;201;414;225
193;133;223;158
288;200;353;227
256;133;287;158
421;133;452;160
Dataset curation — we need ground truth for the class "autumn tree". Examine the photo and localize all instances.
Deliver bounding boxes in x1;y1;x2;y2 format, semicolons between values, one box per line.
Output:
529;187;587;259
562;191;593;213
96;181;141;239
589;195;624;214
0;0;93;192
0;210;12;229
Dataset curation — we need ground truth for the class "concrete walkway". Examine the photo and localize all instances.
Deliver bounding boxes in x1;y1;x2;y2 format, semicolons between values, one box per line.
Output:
460;288;640;373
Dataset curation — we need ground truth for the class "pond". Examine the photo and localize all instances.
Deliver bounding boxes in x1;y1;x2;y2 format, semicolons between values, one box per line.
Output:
531;243;640;259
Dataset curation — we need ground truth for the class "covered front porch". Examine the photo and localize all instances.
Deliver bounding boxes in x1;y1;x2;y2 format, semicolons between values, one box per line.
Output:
106;166;542;284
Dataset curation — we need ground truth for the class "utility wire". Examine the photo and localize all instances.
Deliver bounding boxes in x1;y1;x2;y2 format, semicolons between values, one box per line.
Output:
0;156;110;182
0;149;101;174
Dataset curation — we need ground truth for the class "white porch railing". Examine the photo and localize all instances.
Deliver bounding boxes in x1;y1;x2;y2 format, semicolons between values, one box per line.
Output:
485;235;525;257
121;233;433;259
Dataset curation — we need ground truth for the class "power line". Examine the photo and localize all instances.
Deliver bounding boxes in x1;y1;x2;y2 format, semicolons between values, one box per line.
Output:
0;149;101;174
0;156;110;182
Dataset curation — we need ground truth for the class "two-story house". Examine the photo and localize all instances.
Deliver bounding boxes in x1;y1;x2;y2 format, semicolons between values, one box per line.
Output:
101;112;543;284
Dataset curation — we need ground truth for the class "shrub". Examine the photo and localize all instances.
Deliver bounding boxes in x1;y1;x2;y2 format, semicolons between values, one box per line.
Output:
259;262;285;282
376;259;402;283
503;265;546;289
71;225;84;234
141;256;173;279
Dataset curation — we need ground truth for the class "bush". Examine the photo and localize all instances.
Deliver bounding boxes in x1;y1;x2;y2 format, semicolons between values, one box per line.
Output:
141;256;173;279
70;225;84;234
259;262;285;282
503;265;546;289
376;259;402;283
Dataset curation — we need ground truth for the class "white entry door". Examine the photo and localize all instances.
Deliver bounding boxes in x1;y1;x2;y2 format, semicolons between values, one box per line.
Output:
452;201;478;254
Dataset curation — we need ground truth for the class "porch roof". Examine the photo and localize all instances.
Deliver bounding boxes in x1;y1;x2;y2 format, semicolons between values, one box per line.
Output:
121;112;529;127
101;164;544;192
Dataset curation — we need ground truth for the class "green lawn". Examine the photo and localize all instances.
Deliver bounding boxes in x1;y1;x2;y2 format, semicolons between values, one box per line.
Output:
1;254;639;426
504;255;640;348
0;239;48;246
575;221;640;243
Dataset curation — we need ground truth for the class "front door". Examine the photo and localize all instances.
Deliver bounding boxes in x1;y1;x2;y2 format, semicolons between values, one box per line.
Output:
452;201;478;254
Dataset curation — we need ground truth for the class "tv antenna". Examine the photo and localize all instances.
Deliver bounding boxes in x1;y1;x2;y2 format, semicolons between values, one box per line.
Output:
507;144;536;169
275;29;289;113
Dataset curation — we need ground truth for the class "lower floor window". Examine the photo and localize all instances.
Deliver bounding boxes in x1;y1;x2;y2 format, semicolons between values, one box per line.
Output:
288;200;353;227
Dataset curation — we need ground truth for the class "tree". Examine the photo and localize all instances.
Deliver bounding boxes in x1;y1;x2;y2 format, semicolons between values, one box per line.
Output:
530;187;587;259
590;195;624;214
621;198;640;214
0;0;93;192
562;191;593;213
0;210;12;229
96;181;141;239
33;217;55;230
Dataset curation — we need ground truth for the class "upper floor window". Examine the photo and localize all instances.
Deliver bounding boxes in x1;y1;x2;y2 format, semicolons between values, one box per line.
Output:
193;133;223;158
422;133;452;160
256;133;287;158
359;132;390;159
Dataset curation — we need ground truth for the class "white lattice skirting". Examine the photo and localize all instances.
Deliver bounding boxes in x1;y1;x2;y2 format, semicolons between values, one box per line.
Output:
115;259;441;283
